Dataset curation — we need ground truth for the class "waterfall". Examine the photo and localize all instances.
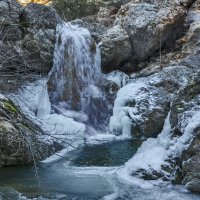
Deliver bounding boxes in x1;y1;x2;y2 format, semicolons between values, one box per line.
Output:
47;22;110;131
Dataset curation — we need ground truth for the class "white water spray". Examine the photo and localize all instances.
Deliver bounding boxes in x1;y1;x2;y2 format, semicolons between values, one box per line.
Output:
48;22;101;109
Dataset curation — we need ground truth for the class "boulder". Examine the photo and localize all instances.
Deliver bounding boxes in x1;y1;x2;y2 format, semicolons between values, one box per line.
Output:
114;2;187;67
100;25;132;72
0;1;58;82
0;95;62;167
22;3;60;29
110;75;170;138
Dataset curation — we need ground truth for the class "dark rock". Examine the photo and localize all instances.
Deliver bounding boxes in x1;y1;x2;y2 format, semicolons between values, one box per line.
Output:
0;0;58;82
100;25;132;73
170;77;200;131
0;95;62;167
22;3;61;29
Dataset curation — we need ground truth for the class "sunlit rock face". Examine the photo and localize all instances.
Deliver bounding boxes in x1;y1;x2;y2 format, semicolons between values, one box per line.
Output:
17;0;49;5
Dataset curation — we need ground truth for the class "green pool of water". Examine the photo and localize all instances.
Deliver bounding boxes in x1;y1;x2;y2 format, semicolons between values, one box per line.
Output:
0;139;143;199
71;139;143;166
0;139;199;200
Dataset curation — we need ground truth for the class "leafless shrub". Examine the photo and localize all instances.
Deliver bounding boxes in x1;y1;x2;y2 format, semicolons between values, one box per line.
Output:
0;0;55;93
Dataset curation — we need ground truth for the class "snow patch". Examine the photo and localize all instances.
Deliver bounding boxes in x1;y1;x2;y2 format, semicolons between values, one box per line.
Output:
40;114;86;146
0;94;7;100
107;70;129;88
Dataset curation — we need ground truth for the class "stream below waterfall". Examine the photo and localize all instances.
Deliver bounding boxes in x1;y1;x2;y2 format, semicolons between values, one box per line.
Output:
0;139;200;200
0;140;140;199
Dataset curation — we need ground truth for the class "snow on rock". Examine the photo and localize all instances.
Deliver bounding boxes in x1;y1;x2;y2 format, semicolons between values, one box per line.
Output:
109;76;170;138
109;66;193;138
10;79;86;153
10;79;48;118
40;114;86;146
0;94;7;100
107;70;130;88
147;66;193;92
120;111;172;181
119;107;200;181
173;110;200;156
119;78;200;182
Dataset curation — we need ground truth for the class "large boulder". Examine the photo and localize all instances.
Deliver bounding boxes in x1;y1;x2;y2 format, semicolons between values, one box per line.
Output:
100;25;132;72
0;95;61;167
114;2;188;67
0;1;59;82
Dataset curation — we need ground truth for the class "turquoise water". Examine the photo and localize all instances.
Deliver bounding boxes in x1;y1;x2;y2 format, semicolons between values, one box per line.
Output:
0;139;142;199
0;164;113;199
71;139;143;166
0;139;200;200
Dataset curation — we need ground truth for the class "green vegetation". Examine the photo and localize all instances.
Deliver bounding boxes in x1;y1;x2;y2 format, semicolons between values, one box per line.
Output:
3;100;19;115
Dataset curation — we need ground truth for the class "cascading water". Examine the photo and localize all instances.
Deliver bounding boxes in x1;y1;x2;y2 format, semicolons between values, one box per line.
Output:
47;22;110;131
